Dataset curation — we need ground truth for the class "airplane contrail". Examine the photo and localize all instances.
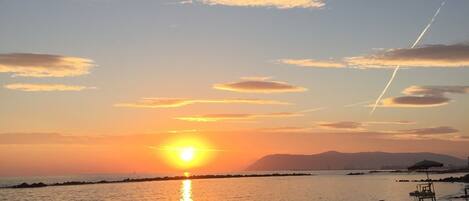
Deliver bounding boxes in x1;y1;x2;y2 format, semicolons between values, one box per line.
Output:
369;1;446;115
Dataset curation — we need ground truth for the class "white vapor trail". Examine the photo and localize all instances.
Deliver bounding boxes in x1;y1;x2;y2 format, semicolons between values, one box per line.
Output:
370;1;446;115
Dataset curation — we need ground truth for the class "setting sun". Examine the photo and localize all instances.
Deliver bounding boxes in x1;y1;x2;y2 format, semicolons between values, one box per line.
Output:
159;136;214;170
179;147;195;162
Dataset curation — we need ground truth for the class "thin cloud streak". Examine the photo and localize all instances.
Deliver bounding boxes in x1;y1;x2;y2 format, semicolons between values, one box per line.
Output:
281;43;469;70
299;107;327;113
403;85;469;96
346;43;469;68
114;98;290;108
397;126;458;135
364;121;415;125
316;120;415;131
374;85;469;108
388;126;461;141
176;112;302;122
4;83;94;92
0;53;95;77
254;123;464;141
379;96;450;108
213;77;307;93
343;100;373;108
257;126;315;133
197;0;325;9
317;121;363;130
278;59;345;68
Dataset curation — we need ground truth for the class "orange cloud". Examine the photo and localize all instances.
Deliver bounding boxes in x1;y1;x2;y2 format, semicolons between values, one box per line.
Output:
448;135;469;142
315;120;415;131
312;123;462;141
197;0;325;9
363;121;415;125
257;126;314;133
213;77;307;93
176;112;301;122
239;76;273;81
0;53;95;77
114;98;289;108
396;126;458;135
4;83;93;92
402;85;469;96
346;44;469;68
278;59;345;68
250;121;463;141
317;121;362;130
388;126;460;141
379;96;450;108
376;85;469;108
281;43;469;70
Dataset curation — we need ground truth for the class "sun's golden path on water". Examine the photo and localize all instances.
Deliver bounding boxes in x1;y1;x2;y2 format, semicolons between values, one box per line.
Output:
180;179;192;201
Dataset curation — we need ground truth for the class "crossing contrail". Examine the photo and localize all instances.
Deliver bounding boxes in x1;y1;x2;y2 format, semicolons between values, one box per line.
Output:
370;1;446;115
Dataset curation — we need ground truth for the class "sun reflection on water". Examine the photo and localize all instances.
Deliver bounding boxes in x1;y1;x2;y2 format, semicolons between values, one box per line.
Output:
180;179;192;201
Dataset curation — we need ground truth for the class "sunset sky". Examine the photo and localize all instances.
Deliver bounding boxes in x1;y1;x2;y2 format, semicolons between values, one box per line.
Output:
1;0;469;176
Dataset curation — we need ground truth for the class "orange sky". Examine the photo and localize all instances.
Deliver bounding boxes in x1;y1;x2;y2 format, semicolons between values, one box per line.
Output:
1;0;469;177
1;131;468;177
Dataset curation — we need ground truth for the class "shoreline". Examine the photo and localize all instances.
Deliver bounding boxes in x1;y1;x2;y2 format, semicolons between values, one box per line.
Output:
3;173;313;189
344;168;469;175
396;173;469;183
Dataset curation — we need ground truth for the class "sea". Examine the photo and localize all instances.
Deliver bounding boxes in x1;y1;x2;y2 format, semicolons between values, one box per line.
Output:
0;171;468;201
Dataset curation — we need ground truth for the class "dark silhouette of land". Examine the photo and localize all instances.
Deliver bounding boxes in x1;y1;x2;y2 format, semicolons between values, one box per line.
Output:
397;173;469;183
247;151;467;171
4;173;313;189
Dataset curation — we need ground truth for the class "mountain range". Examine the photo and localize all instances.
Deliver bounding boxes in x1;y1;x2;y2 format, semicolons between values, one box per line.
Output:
247;151;467;171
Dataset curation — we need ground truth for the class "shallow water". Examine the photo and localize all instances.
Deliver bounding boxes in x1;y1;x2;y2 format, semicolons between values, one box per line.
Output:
0;171;467;201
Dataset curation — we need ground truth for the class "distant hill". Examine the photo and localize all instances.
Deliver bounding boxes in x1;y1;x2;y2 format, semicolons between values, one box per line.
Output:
247;151;467;171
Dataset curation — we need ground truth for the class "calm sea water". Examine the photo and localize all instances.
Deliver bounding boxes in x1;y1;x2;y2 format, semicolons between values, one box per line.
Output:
0;171;468;201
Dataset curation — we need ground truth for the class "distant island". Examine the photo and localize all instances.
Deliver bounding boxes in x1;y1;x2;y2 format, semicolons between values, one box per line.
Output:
4;173;313;189
247;151;467;171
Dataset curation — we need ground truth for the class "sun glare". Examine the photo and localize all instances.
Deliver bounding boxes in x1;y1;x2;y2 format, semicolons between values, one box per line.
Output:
180;147;195;162
159;136;213;170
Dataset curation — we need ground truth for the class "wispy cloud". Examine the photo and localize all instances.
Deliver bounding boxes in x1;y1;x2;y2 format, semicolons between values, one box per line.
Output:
239;76;273;81
377;85;469;108
213;77;307;93
317;121;363;130
402;85;469;96
346;43;469;68
4;83;94;92
279;43;469;69
380;96;450;108
254;121;463;141
196;0;325;9
176;112;301;122
167;129;200;134
396;126;458;135
278;59;345;68
448;135;469;142
0;53;95;77
343;100;373;108
316;120;415;131
114;98;289;108
179;0;193;4
0;133;97;145
314;122;462;141
389;126;461;141
257;126;314;133
363;120;415;125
